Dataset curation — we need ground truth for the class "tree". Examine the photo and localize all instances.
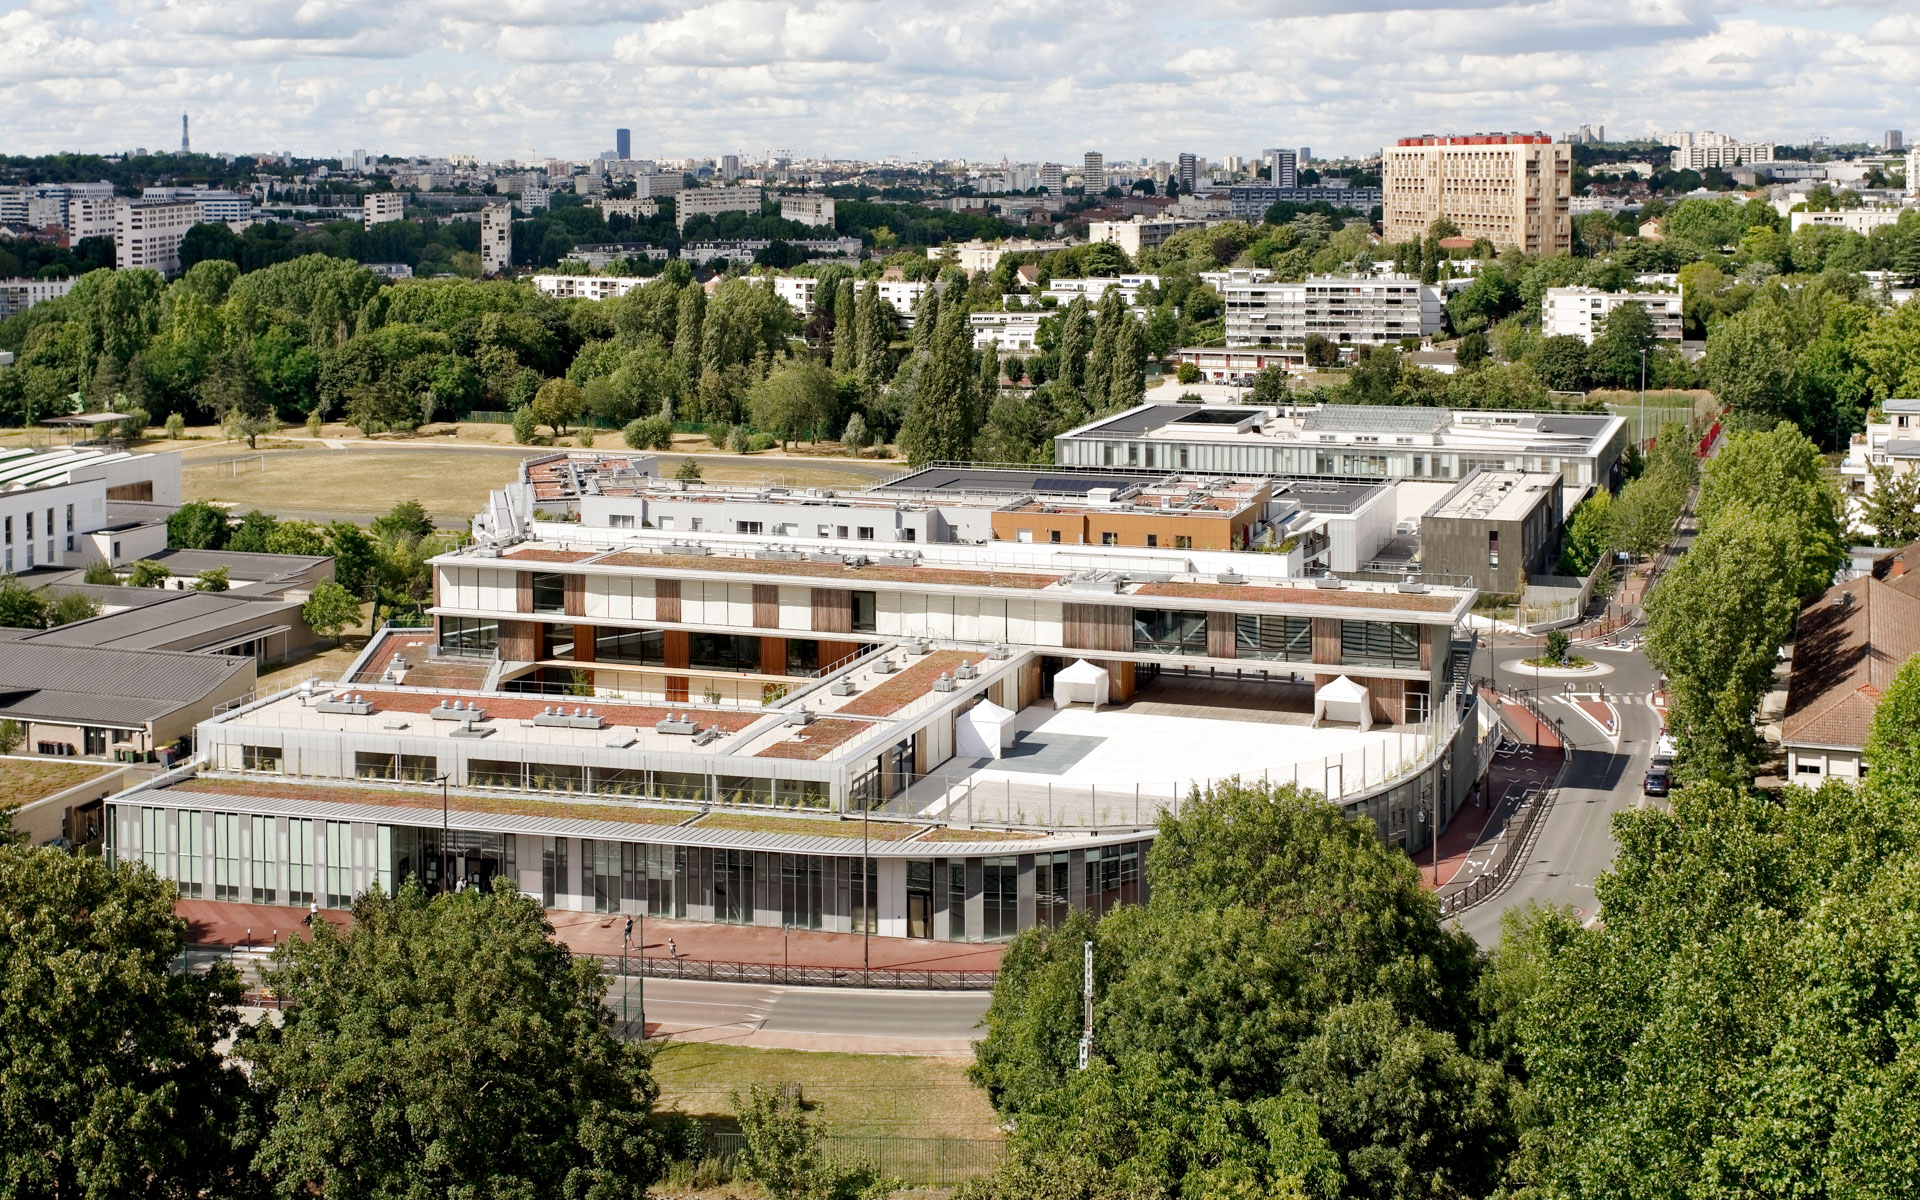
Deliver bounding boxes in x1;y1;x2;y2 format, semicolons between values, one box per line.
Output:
1696;422;1845;595
898;291;977;464
241;879;663;1199
1532;335;1593;392
854;282;892;395
192;566;231;592
0;718;20;756
751;358;836;449
225;508;280;553
0;845;259;1198
1057;297;1091;391
842;412;871;457
45;591;100;626
1454;331;1488;369
1644;510;1804;781
81;560;119;586
344;379;418;436
264;519;330;557
126;559;172;588
511;405;538;444
325;522;379;598
731;1084;885;1200
301;580;361;645
1106;316;1146;412
0;575;48;628
1555;491;1613;576
370;499;435;547
1587;301;1654;389
1862;463;1920;546
830;278;857;373
531;377;584;435
623;414;673;451
969;780;1500;1200
167;500;230;550
1303;333;1340;369
674;457;704;482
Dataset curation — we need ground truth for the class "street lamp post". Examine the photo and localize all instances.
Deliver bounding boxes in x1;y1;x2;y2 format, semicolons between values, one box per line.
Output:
861;799;871;976
622;916;632;1032
1639;345;1648;454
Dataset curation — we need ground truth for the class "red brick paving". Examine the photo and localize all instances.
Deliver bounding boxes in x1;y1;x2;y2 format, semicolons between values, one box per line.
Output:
1419;692;1566;892
176;898;1006;973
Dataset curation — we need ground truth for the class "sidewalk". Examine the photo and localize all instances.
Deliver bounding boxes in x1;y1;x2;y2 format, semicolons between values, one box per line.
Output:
175;898;1006;974
1422;692;1566;892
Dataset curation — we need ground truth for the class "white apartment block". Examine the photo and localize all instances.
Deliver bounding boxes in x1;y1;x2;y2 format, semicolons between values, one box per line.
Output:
779;194;836;227
771;276;822;313
141;187;250;225
363;192;405;229
1089;215;1209;257
1223;275;1443;348
114;199;201;276
1540;287;1683;344
1042;275;1161;305
676;186;762;231
1662;131;1774;172
1789;207;1912;236
65;196;120;241
1040;163;1064;193
0;276;79;320
970;311;1045;351
593;197;659;221
480;204;513;275
934;238;1069;275
1382;134;1571;254
1908;149;1920;197
766;276;927;321
530;275;647;301
521;187;553;213
632;173;686;199
1082;152;1105;193
1840;399;1920;508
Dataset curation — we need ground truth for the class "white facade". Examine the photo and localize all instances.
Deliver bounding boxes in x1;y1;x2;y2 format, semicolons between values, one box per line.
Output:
632;173;685;199
1041;275;1161;305
1840;398;1920;508
1789;207;1911;236
1540;287;1684;344
0;276;79;320
530;274;647;301
970;311;1044;351
1223;275;1443;347
593;197;659;221
363;192;405;229
114;199;200;276
1088;216;1208;257
66;196;120;241
1663;131;1774;171
778;194;836;227
676;186;762;230
141;187;250;224
480;204;513;275
0;447;183;574
1082;151;1105;193
934;238;1069;274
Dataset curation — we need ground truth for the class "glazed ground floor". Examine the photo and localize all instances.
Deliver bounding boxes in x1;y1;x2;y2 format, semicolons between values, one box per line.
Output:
109;801;1148;944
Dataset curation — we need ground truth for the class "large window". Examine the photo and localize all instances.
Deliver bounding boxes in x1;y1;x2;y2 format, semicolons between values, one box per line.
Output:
1035;851;1071;929
530;571;566;614
213;813;240;901
850;856;876;934
288;819;315;905
325;821;353;907
714;849;754;925
140;807;167;877
241;745;282;772
354;751;436;782
440;616;498;653
947;859;969;941
469;759;525;789
1340;621;1420;668
689;631;763;673
595;628;664;665
781;854;824;930
785;639;820;675
178;810;202;899
251;816;277;904
1085;843;1141;917
851;591;877;633
1236;614;1313;662
1132;609;1208;656
646;844;685;917
982;857;1020;941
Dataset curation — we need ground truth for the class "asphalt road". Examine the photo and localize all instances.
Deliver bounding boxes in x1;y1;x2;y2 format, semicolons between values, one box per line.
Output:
607;977;991;1041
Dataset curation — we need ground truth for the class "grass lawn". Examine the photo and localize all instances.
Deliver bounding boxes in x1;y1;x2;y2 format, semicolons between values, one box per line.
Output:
0;758;117;807
648;1042;1001;1141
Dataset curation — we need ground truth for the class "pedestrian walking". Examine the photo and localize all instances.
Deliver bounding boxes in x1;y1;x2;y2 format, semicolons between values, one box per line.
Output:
667;937;678;960
303;900;318;927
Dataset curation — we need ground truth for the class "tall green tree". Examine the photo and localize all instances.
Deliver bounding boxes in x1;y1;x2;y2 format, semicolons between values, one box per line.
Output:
1057;296;1091;392
167;500;230;550
0;845;260;1199
672;281;705;391
1861;463;1920;546
899;291;977;464
242;880;662;1200
1696;422;1845;595
854;282;892;394
750;358;836;449
830;278;856;374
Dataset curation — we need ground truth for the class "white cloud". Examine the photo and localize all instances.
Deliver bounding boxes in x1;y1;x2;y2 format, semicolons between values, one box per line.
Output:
2;0;1915;158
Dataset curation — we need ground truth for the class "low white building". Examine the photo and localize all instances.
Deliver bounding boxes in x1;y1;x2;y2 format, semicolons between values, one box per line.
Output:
141;187;251;224
1540;287;1684;344
531;275;647;301
676;186;762;231
1223;275;1443;348
779;194;836;227
933;238;1069;275
1789;207;1912;236
970;311;1044;351
363;192;405;229
1041;274;1161;305
114;199;201;276
1840;398;1920;512
1088;216;1209;257
66;195;120;241
593;197;659;221
0;446;182;574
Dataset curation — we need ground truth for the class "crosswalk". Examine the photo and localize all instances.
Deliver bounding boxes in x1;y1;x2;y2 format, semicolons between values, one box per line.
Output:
1547;692;1665;709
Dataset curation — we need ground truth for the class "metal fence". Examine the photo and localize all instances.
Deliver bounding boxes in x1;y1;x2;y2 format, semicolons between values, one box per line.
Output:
590;953;997;991
703;1132;1006;1186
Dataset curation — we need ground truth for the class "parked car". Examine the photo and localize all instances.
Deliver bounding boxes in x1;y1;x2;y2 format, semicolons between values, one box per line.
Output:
1643;766;1672;797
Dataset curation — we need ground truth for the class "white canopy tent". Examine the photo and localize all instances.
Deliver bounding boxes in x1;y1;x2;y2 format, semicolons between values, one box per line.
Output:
956;698;1016;759
1052;658;1110;710
1313;675;1373;731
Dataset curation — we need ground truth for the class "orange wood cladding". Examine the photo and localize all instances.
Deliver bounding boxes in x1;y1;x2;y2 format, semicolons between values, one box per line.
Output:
663;629;690;670
1312;618;1340;664
655;579;682;623
1063;603;1131;652
515;572;532;614
497;620;537;662
759;636;786;676
752;585;780;629
819;640;861;670
572;625;595;663
812;588;852;633
563;574;585;617
665;675;689;703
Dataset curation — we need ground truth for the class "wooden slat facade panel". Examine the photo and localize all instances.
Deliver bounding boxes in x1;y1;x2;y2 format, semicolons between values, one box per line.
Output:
812;588;852;633
1207;611;1236;659
563;574;585;617
515;572;533;614
1367;676;1407;725
655;579;681;623
759;636;786;676
572;625;595;662
498;620;537;662
1063;602;1131;653
752;585;779;630
818;640;861;671
665;675;689;703
663;629;690;670
1312;618;1341;665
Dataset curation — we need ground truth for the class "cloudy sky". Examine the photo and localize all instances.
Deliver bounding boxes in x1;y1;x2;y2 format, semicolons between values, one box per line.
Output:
3;0;1917;163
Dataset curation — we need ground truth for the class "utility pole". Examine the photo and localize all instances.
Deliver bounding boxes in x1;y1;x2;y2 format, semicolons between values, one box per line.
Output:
1077;939;1094;1069
861;799;871;975
1639;345;1648;454
436;774;451;894
622;915;632;1032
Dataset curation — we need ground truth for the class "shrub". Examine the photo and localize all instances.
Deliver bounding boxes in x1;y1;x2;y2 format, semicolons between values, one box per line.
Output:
511;406;538;445
577;425;595;448
726;424;753;454
164;413;186;439
624;415;673;450
1176;362;1201;384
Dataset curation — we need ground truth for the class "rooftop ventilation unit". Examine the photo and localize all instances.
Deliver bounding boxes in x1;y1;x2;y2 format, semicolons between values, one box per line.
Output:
1397;577;1431;594
932;672;956;692
1216;570;1246;585
1314;575;1347;589
787;709;815;726
954;660;978;680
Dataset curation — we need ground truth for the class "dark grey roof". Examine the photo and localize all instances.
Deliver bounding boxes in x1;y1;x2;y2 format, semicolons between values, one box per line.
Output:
1301;406;1448;434
873;465;1168;496
21;591;300;653
1884;438;1920;458
150;548;332;580
102;500;175;530
1883;399;1920;413
1533;414;1616;436
1076;405;1188;435
0;643;252;728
